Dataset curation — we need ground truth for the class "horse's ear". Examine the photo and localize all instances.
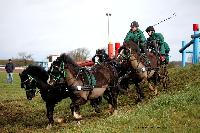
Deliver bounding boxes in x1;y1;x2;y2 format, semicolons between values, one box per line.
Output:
19;73;22;77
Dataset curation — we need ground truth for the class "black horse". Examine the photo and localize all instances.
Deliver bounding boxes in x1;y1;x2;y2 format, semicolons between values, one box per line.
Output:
19;65;72;129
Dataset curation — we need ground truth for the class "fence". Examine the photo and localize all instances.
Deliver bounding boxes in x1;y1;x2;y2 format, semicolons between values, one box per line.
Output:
179;24;200;67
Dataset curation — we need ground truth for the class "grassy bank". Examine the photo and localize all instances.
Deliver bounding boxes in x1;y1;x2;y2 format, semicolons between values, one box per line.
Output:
0;64;200;132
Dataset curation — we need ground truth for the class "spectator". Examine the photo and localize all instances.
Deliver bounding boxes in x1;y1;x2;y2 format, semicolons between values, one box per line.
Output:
5;59;15;84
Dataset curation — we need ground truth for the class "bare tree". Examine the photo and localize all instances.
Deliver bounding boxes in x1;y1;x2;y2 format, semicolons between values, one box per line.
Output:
68;48;90;62
18;52;33;66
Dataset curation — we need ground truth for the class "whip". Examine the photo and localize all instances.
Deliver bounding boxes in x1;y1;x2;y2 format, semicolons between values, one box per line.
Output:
152;12;176;27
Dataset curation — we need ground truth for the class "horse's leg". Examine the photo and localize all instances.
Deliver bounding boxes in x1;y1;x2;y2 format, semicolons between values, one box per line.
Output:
70;97;87;120
46;102;55;129
104;88;118;114
103;89;112;111
117;74;131;95
90;97;102;113
148;79;158;95
135;82;145;103
120;78;130;95
111;86;119;115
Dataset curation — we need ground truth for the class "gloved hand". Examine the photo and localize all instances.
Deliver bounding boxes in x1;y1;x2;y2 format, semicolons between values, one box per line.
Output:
160;55;165;62
123;42;127;47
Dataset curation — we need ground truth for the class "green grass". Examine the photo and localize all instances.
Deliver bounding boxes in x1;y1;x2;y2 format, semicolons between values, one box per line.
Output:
0;64;200;132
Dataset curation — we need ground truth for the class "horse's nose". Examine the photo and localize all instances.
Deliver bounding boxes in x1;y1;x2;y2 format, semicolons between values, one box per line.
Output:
48;79;54;86
47;78;50;84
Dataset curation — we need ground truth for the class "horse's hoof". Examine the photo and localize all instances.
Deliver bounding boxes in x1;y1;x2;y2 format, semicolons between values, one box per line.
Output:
95;107;101;113
73;112;82;120
46;124;52;130
135;97;144;103
155;90;158;95
113;110;118;115
108;104;113;110
77;120;81;126
56;117;65;124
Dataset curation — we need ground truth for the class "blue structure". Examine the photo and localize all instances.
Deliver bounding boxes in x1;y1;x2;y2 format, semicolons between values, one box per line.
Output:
34;61;48;71
179;24;200;67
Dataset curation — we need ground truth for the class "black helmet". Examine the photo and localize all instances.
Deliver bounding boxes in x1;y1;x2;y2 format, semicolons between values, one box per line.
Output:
146;26;155;32
8;59;12;61
130;21;139;27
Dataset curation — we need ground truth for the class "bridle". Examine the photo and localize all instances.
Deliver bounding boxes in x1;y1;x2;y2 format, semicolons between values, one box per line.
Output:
22;74;37;92
117;46;147;73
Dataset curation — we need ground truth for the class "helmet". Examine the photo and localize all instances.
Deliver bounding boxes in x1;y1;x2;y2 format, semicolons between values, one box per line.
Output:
130;21;139;27
145;26;155;32
8;59;12;61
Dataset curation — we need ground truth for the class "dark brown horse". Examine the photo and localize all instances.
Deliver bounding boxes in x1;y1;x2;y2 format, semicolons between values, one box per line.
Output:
92;48;132;93
48;54;119;119
117;41;161;101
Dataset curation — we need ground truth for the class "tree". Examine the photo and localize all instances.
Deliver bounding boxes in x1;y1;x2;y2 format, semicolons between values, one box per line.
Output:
18;52;33;60
17;52;33;66
68;48;90;62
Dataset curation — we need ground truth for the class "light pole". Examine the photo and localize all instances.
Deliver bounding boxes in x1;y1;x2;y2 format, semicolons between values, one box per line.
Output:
106;13;111;43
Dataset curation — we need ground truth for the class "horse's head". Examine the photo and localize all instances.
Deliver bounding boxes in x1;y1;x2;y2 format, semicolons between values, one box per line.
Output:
19;65;49;100
117;41;139;62
19;72;37;100
96;49;106;55
93;49;109;64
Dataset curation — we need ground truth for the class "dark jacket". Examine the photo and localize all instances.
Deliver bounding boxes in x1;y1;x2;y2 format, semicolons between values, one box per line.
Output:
5;62;15;73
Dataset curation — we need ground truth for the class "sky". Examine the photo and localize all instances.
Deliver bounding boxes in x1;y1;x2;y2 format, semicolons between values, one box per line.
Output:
0;0;200;61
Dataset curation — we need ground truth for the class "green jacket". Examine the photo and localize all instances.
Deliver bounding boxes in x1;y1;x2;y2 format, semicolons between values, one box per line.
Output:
147;32;169;55
124;29;146;43
164;42;170;53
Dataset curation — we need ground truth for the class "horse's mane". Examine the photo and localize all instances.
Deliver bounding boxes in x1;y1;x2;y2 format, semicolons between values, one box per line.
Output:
59;53;79;68
58;53;81;74
124;41;139;53
22;65;49;82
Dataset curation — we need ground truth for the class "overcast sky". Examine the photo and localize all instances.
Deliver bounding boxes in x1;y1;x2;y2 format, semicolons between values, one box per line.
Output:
0;0;200;61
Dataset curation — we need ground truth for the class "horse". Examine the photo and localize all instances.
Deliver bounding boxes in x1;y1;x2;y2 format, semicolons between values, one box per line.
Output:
92;48;131;93
48;53;119;120
117;41;161;101
146;40;170;89
19;65;71;129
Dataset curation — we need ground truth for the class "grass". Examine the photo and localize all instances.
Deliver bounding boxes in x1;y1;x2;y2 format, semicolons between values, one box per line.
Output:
0;64;200;132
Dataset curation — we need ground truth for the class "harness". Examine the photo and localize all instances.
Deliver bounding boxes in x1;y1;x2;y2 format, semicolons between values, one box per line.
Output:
49;61;97;91
49;61;67;83
22;74;37;92
117;47;160;73
75;67;96;90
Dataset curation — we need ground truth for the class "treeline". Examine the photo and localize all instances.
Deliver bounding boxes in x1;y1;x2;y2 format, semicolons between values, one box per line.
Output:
0;59;34;67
